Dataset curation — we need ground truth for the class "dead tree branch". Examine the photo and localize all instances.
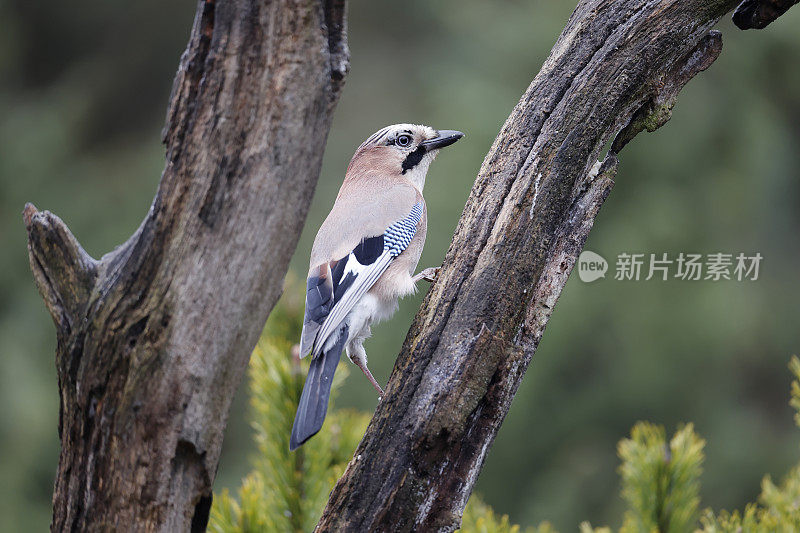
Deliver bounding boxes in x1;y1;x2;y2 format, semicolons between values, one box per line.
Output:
733;0;798;28
316;1;795;531
24;0;349;530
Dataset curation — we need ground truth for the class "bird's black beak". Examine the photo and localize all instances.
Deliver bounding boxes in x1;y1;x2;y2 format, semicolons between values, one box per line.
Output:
420;130;464;151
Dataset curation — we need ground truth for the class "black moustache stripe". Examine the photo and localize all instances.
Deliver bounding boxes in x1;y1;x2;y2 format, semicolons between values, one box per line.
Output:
401;146;426;174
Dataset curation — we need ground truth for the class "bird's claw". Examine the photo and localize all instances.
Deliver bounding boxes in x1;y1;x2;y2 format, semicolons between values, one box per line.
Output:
415;266;440;283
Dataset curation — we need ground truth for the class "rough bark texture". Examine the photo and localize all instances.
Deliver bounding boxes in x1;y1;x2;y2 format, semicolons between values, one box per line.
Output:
316;1;795;531
733;0;799;28
24;0;348;531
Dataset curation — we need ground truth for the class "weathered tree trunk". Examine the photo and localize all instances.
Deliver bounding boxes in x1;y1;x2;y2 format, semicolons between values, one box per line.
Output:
316;1;795;531
24;0;348;530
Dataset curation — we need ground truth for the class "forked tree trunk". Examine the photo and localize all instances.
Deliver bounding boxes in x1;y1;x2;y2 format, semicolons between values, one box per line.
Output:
315;0;796;531
24;0;348;530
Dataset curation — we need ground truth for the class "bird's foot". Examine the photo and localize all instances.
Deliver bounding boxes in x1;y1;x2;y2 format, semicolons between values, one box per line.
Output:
413;266;441;283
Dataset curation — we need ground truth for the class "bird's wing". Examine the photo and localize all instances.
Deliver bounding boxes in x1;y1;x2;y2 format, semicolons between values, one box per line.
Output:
299;202;424;359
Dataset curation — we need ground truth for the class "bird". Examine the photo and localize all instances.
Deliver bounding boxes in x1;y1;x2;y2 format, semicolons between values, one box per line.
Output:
289;123;464;451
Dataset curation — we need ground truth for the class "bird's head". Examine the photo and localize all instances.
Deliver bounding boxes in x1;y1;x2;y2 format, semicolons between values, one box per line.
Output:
347;124;464;191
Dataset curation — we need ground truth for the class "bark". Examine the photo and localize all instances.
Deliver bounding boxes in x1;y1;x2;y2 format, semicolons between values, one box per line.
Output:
24;0;348;531
316;1;795;531
733;0;799;28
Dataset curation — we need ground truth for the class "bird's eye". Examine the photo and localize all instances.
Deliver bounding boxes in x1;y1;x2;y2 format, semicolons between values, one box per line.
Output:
396;134;412;147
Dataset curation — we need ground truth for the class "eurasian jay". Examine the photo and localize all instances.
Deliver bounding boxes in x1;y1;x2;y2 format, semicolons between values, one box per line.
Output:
290;123;464;450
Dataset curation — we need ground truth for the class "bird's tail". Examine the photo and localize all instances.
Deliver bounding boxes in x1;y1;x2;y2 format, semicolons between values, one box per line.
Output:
289;328;347;451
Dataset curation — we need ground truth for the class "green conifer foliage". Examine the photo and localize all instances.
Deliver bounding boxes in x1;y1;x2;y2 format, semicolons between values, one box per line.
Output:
461;494;554;533
617;423;704;533
579;522;612;533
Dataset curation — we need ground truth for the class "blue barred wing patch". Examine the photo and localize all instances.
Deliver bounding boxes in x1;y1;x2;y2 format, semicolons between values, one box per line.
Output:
384;202;423;256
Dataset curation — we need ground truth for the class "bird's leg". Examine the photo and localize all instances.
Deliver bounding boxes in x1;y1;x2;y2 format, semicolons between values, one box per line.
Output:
355;359;385;397
412;266;441;283
346;340;385;397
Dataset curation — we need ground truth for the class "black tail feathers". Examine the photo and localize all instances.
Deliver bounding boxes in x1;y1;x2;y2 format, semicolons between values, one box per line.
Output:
289;328;347;451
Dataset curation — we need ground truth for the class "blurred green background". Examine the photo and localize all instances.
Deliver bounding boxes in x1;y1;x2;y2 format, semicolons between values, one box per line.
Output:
1;1;798;530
